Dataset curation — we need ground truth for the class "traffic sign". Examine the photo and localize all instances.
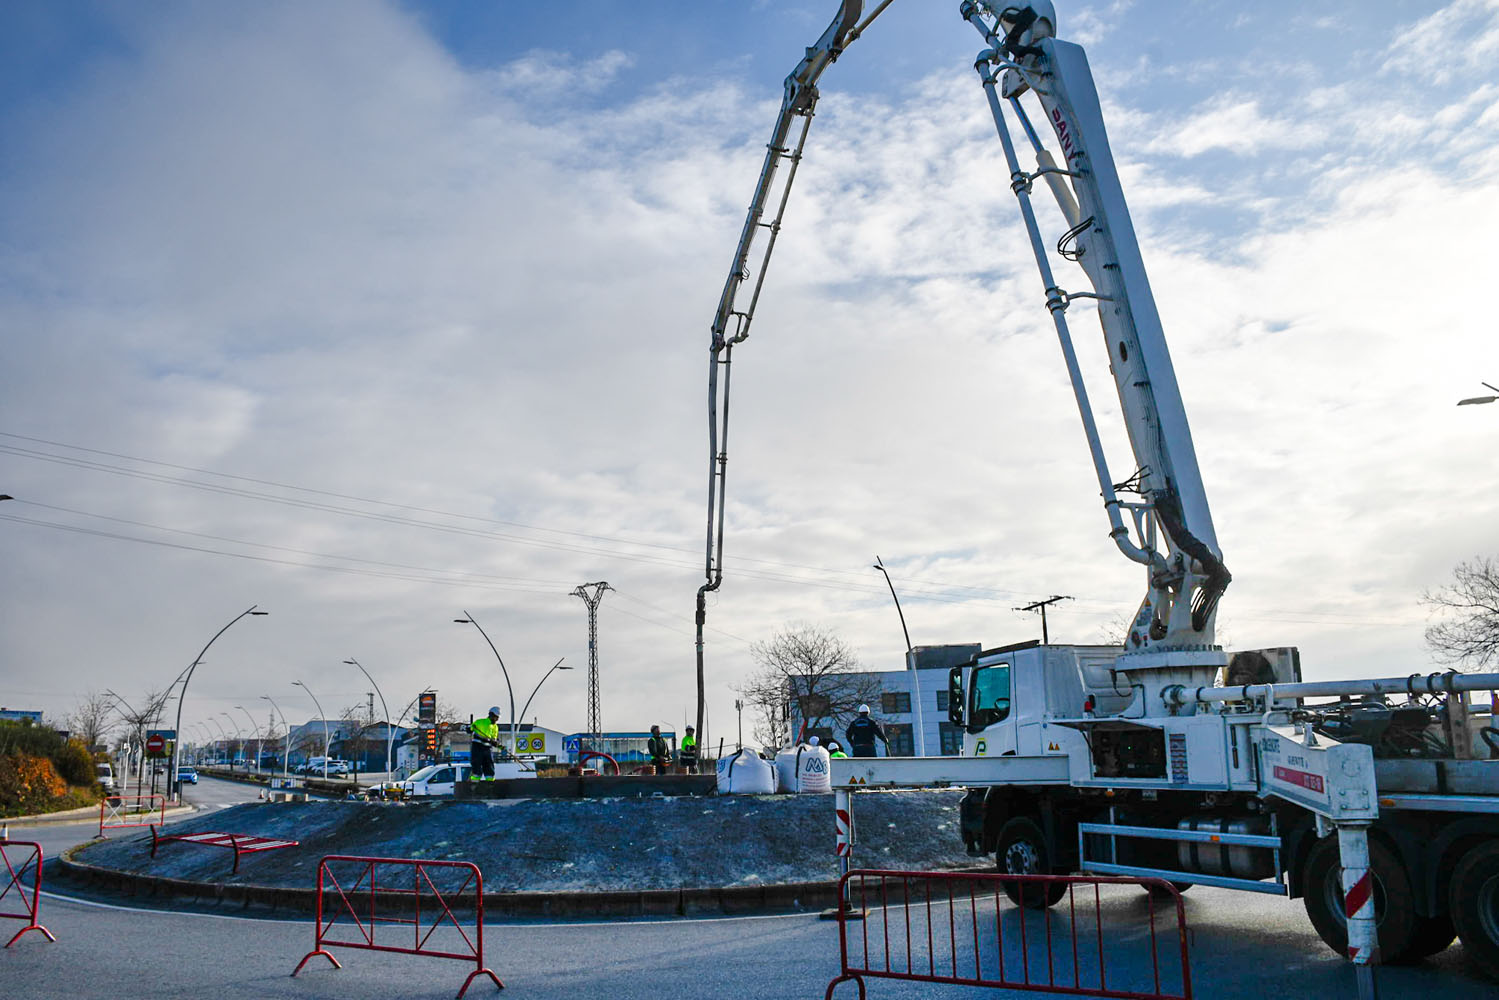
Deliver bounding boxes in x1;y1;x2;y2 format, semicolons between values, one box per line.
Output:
146;733;167;756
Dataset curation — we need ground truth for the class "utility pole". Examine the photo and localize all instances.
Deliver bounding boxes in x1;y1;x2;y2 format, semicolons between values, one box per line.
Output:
1015;595;1072;644
570;582;612;763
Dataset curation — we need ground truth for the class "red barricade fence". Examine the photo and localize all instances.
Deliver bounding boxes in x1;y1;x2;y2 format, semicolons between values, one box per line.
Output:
292;855;502;998
825;869;1191;1000
0;839;55;948
99;793;166;837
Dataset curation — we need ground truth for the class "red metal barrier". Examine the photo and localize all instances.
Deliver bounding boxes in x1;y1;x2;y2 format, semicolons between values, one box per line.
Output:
0;839;55;948
824;869;1191;1000
579;751;619;775
99;794;166;837
292;855;502;998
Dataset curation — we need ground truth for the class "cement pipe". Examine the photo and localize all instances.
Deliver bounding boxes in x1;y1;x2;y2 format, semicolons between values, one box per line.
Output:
1165;670;1499;708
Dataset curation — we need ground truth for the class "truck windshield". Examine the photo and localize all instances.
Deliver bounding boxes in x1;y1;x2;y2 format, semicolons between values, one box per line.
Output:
967;662;1012;733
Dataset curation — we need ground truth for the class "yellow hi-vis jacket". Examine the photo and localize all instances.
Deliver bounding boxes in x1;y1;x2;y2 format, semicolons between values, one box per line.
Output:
472;717;500;742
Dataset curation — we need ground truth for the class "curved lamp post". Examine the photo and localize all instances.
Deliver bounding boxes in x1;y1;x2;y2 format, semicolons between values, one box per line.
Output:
293;680;331;780
220;712;244;769
517;658;571;732
874;555;923;757
344;657;392;777
453;612;517;755
260;694;291;776
234;705;262;772
169;605;268;800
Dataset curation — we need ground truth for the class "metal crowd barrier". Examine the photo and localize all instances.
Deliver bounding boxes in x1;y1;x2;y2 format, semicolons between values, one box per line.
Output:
99;793;167;837
824;869;1191;1000
292;855;502;998
0;839;55;948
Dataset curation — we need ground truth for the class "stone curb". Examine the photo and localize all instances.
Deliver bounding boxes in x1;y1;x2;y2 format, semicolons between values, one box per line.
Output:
53;845;842;919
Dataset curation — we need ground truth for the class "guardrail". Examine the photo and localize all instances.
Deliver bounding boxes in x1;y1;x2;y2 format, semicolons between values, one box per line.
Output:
292;855;502;998
0;839;55;948
824;869;1191;1000
99;794;166;837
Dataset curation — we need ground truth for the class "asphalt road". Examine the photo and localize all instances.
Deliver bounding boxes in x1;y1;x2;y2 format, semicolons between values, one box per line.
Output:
3;779;1496;999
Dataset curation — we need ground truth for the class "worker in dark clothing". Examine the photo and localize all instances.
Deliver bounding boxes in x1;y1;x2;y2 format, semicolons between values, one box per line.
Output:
470;707;501;780
845;704;888;758
680;726;699;774
647;724;671;774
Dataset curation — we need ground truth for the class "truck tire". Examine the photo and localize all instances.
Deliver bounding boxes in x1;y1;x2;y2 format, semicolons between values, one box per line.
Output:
1302;835;1417;963
1449;842;1499;979
996;817;1067;910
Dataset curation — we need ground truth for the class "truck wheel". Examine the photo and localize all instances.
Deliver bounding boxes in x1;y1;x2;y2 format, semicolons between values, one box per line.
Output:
996;817;1067;910
1302;836;1417;963
1449;842;1499;979
1405;913;1457;960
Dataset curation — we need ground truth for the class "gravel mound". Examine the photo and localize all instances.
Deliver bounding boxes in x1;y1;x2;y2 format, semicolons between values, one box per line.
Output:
74;789;974;891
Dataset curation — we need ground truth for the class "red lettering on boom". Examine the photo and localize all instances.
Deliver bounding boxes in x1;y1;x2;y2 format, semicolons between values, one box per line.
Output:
1051;107;1076;159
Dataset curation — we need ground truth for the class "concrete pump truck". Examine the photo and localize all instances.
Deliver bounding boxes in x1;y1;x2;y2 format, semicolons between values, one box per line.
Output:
695;0;1499;982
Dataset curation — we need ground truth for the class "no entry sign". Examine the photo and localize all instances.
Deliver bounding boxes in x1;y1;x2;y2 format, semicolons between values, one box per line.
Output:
146;733;167;757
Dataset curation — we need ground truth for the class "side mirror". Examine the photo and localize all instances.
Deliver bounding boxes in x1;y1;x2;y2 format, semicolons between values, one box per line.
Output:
948;666;965;726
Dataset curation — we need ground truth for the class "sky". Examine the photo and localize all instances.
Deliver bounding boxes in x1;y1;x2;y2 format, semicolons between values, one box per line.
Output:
1;0;1496;749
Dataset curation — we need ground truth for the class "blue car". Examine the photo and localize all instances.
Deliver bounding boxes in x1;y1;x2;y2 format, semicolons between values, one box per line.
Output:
177;767;199;784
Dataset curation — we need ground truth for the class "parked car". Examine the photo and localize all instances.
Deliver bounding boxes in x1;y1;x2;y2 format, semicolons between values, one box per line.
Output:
400;762;471;797
177;766;198;785
326;760;351;776
95;762;115;792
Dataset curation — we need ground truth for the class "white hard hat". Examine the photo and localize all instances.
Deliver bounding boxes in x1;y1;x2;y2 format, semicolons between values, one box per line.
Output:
809;735;820;745
858;704;870;715
488;706;501;717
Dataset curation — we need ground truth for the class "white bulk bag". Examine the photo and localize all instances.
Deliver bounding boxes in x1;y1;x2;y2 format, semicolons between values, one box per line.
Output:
716;747;776;795
796;745;832;793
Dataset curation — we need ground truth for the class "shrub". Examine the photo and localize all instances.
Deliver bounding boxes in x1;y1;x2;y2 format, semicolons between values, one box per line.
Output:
55;738;96;786
0;752;67;815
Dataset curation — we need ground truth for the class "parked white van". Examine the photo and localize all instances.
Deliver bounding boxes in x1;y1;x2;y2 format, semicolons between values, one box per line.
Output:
401;762;470;797
95;762;115;791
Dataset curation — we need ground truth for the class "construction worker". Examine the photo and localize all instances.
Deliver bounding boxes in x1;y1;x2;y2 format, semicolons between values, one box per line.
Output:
680;725;699;773
844;704;888;758
647;724;671;774
470;707;501;781
827;740;848;759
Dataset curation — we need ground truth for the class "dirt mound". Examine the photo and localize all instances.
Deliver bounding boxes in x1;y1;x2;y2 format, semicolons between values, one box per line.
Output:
74;789;974;891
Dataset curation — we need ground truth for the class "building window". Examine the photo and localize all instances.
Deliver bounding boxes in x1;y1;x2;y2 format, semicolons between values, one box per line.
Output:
799;694;831;718
881;691;912;715
886;723;914;757
805;727;833;747
935;690;949;712
939;722;963;755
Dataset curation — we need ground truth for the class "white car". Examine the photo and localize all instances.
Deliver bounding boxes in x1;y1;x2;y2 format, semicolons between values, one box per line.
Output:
400;762;471;797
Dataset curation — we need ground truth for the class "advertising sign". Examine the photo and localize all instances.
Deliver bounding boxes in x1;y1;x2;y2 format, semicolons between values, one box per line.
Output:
417;692;436;724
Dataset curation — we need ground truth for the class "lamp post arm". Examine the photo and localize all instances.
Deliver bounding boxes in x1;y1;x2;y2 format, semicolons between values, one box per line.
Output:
170;604;263;800
459;612;517;755
347;658;393;776
516;658;567;730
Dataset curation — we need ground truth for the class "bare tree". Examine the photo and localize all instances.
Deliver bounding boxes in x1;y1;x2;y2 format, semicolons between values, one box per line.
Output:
1424;557;1499;669
68;691;116;751
736;623;882;753
107;688;173;790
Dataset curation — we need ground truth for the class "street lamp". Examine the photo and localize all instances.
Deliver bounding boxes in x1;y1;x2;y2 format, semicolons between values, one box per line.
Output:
453;612;518;755
874;555;923;756
260;695;291;776
293;681;331;780
221;712;243;769
344;657;393;777
1458;381;1499;406
169;605;268;800
515;659;571;752
234;706;262;773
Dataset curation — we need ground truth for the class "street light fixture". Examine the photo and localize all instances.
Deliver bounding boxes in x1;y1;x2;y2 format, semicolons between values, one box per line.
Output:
293;680;331;780
260;694;291;776
344;657;393;778
873;555;924;756
1458;381;1499;406
168;605;268;800
515;659;571;744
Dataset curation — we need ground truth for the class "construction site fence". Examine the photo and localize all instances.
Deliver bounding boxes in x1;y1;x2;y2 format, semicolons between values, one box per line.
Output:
99;793;166;837
825;869;1191;1000
0;839;55;948
292;854;502;999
